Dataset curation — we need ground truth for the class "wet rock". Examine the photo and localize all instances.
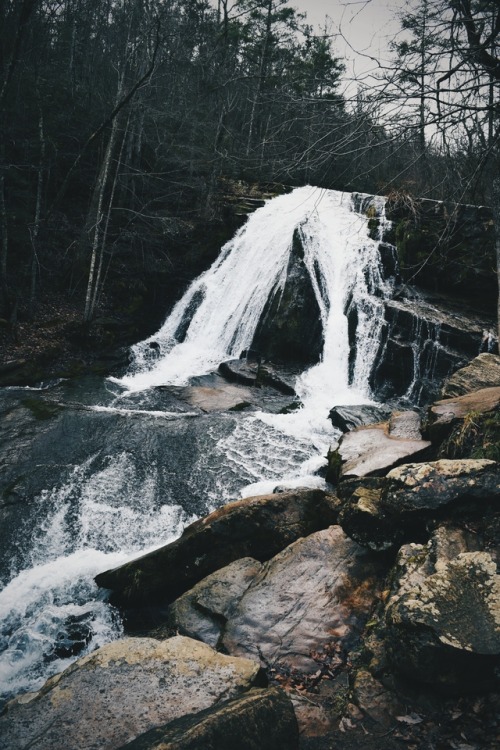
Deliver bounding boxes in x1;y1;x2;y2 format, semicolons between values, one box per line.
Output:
219;359;259;386
338;459;500;551
441;353;500;398
428;386;500;444
328;404;392;433
329;411;431;480
162;558;263;647
370;293;495;404
383;529;500;692
222;526;387;673
251;229;323;365
0;636;263;750
119;688;298;750
95;489;341;613
177;383;253;412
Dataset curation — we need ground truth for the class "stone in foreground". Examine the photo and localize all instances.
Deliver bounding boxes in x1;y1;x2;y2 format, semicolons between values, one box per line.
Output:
95;489;340;611
222;526;387;673
119;688;298;750
0;636;263;750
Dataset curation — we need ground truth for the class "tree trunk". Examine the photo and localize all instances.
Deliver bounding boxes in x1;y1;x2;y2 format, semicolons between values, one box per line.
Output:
493;176;500;348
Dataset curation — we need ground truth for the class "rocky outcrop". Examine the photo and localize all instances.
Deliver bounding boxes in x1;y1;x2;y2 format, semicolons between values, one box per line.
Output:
176;383;253;412
119;688;299;750
221;526;387;674
383;528;500;692
338;459;500;550
251;230;323;365
441;352;500;398
0;636;264;750
327;411;431;481
369;293;496;404
95;489;341;614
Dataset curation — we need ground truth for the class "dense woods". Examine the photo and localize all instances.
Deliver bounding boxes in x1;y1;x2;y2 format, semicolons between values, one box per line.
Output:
0;0;498;329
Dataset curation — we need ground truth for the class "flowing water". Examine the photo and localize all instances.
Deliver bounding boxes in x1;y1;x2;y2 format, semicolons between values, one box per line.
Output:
0;186;395;705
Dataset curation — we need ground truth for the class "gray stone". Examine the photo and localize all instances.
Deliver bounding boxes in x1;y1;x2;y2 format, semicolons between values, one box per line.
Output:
328;404;392;433
177;383;253;412
0;636;263;750
332;411;431;480
118;688;299;750
164;558;263;647
222;526;386;673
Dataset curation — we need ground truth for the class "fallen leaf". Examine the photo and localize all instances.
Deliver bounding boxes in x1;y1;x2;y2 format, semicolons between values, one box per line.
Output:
396;713;424;725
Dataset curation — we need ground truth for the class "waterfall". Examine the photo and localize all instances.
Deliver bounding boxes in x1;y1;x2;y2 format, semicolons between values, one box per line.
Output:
115;186;393;397
0;185;395;706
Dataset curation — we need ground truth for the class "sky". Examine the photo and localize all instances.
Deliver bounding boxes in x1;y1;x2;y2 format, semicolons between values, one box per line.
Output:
290;0;401;82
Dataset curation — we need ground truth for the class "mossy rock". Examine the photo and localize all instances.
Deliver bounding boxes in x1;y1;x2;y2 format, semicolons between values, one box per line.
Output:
438;407;500;462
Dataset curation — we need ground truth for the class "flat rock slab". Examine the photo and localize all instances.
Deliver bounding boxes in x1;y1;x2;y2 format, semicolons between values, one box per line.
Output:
339;459;500;551
334;411;431;478
163;558;263;647
219;360;259;386
0;636;263;750
177;384;253;412
222;526;387;673
119;688;299;750
95;489;341;611
442;353;500;398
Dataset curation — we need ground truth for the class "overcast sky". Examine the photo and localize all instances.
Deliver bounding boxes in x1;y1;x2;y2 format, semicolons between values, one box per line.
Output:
291;0;401;81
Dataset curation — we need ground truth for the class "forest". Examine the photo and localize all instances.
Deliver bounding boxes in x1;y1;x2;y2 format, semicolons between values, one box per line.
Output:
0;0;499;332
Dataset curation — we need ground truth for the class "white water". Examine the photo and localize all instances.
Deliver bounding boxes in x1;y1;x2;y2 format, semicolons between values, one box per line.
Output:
1;185;395;703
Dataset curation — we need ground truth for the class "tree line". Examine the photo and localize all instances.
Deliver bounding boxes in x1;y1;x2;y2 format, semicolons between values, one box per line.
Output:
0;0;498;327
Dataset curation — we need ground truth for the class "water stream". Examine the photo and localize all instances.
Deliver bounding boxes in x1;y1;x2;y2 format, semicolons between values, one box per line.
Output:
0;186;394;705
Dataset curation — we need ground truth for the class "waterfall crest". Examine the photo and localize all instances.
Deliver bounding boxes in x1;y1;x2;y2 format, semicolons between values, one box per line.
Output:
115;186;393;396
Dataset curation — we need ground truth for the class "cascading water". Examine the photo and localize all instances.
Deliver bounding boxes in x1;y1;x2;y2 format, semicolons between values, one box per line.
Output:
0;185;395;706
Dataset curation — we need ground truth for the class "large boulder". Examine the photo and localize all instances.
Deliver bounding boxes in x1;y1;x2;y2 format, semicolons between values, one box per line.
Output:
441;352;500;398
327;411;431;481
0;636;264;750
119;688;299;750
338;459;500;551
383;528;500;692
95;489;341;614
221;526;387;674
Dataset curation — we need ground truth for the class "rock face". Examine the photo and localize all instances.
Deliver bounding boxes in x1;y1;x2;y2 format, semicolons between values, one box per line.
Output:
251;229;323;364
369;293;496;404
95;489;341;613
338;459;500;551
176;383;253;412
163;558;263;648
221;526;387;673
328;411;431;481
0;636;264;750
383;528;500;692
119;688;299;750
441;353;500;398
